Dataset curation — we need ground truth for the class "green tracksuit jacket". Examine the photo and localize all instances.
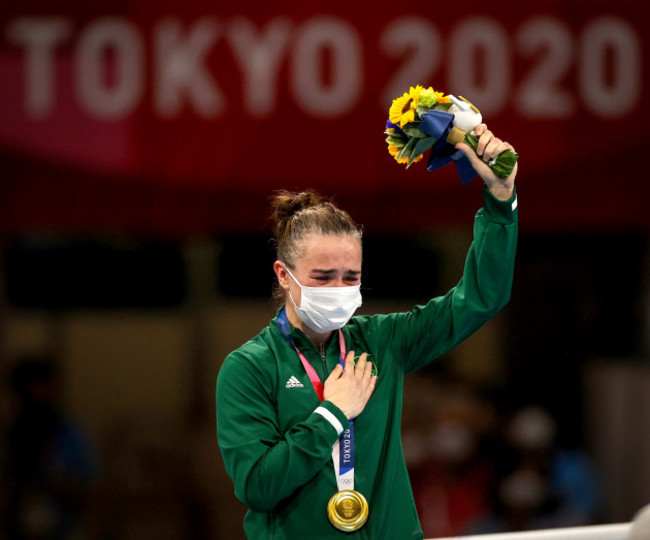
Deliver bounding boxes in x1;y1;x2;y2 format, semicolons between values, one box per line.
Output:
216;188;518;539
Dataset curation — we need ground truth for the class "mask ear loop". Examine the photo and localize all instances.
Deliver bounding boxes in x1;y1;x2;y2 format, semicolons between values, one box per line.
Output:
283;263;302;309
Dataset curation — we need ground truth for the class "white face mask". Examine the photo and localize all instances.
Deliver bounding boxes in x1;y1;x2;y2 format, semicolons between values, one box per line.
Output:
284;265;362;334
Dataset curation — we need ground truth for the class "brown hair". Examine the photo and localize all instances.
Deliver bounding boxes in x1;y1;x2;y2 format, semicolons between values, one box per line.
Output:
271;190;362;299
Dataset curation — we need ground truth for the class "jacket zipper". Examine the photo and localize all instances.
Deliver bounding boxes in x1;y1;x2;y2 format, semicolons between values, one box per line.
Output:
318;342;327;373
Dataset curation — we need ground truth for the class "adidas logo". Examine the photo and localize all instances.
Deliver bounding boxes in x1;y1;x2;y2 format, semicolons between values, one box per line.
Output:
285;376;304;388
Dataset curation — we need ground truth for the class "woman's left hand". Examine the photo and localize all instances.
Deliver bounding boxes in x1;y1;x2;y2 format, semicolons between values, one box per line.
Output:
455;123;517;201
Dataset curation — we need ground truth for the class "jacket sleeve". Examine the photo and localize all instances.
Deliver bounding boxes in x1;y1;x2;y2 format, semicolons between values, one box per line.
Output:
358;187;518;374
216;346;349;512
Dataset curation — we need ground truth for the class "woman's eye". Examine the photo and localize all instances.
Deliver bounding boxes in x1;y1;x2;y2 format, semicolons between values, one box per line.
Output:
310;275;359;283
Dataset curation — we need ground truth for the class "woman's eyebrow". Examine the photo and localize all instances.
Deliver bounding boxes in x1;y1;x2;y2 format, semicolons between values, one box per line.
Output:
310;269;361;276
311;269;336;275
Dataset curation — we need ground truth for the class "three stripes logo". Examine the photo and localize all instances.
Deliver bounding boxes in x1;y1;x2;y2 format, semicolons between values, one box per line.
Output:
285;375;304;388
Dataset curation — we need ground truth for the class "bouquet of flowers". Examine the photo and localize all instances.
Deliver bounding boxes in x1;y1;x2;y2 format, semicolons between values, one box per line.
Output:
384;85;518;183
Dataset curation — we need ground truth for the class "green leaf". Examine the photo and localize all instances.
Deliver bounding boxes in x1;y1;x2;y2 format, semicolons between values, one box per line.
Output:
397;137;417;160
463;133;479;151
434;102;453;112
405;152;418;169
403;127;427;138
385;136;405;147
490;151;519;179
406;137;436;168
401;121;419;130
416;106;431;118
411;137;435;160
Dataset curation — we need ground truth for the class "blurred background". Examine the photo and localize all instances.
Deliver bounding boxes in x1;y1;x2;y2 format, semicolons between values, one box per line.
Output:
0;0;649;538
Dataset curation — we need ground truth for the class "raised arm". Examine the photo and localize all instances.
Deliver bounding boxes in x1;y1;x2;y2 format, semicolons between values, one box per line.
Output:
354;126;518;373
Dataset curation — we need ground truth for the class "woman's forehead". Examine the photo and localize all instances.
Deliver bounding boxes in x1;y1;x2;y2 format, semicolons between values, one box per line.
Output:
298;233;362;267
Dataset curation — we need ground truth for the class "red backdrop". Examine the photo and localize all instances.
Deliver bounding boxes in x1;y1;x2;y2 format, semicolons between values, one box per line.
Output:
1;0;648;235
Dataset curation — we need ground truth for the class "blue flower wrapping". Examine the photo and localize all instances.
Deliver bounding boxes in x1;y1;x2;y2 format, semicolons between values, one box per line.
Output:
419;110;478;185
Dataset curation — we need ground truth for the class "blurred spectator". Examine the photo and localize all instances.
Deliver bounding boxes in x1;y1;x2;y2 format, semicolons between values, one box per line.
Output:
468;405;601;533
468;461;558;533
507;406;601;526
1;357;98;539
406;380;497;538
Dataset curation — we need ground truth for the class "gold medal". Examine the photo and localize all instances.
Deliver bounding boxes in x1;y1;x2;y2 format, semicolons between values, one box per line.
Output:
327;490;369;532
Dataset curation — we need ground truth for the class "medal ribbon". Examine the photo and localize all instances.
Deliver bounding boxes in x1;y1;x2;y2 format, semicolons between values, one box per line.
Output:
277;308;356;492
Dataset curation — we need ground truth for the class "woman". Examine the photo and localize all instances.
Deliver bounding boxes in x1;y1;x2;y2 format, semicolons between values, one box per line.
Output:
216;125;518;539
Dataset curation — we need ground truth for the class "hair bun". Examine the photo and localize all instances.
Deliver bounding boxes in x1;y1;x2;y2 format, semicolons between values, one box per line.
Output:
271;190;322;225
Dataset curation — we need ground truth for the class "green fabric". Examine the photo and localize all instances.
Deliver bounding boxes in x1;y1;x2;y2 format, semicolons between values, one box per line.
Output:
216;187;518;539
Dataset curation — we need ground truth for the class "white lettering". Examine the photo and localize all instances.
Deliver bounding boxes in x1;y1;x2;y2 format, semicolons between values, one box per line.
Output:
5;17;72;119
5;14;643;125
291;16;362;117
448;17;510;115
154;18;223;118
579;17;641;118
515;17;575;118
380;17;442;109
76;17;144;120
227;17;291;117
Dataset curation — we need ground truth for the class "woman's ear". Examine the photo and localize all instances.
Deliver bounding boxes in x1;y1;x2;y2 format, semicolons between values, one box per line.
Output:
273;260;290;291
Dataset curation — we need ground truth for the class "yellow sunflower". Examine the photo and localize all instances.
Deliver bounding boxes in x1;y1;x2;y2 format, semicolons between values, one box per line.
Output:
389;85;424;127
388;144;423;165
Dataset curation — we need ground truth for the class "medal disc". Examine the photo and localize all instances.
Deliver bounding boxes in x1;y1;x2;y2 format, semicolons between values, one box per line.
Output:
327;490;369;532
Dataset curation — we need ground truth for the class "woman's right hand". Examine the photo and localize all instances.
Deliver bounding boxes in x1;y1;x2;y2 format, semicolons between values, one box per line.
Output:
323;351;377;420
455;123;517;201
